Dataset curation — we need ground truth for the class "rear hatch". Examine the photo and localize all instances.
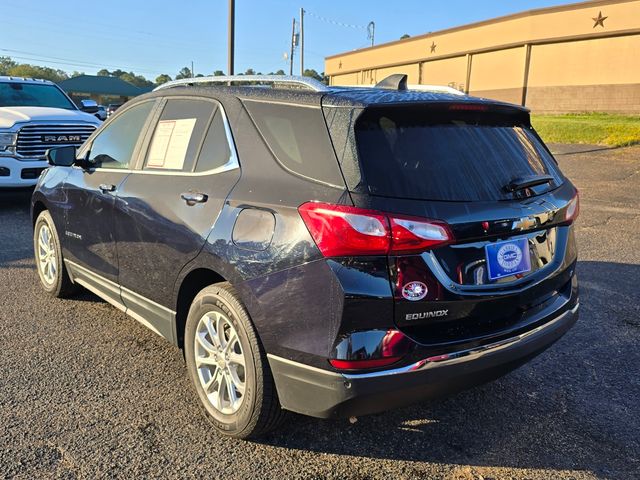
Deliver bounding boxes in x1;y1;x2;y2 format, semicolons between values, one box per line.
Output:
341;102;579;349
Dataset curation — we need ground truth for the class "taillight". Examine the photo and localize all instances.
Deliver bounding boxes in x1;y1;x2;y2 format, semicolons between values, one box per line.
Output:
389;215;453;254
565;190;580;223
297;203;389;256
298;202;453;257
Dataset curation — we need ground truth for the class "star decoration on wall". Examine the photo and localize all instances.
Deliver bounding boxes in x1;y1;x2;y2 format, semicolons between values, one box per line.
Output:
430;41;437;53
592;11;607;28
338;60;342;69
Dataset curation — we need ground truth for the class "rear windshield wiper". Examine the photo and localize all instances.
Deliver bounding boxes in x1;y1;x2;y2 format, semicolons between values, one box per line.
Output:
504;174;554;193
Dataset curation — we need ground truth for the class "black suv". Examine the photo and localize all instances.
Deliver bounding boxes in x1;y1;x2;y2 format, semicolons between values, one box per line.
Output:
31;75;579;438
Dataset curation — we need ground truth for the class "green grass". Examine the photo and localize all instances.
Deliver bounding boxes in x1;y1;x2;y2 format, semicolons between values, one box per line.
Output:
531;113;640;148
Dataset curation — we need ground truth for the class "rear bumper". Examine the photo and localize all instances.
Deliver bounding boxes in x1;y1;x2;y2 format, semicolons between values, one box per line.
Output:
269;302;579;419
0;156;47;187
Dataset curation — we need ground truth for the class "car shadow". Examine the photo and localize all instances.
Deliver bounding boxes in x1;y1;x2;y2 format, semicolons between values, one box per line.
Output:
254;260;640;477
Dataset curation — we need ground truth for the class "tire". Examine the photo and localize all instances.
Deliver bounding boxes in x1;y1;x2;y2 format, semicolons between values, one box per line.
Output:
184;282;286;439
33;210;78;298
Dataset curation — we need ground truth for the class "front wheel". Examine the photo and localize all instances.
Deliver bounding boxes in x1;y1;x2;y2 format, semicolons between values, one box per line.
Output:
184;283;286;438
33;210;78;298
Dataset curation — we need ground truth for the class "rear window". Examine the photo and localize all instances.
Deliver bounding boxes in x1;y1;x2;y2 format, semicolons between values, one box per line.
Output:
355;107;564;202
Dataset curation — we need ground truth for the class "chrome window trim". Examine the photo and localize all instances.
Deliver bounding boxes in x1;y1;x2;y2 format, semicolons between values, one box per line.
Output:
89;100;240;177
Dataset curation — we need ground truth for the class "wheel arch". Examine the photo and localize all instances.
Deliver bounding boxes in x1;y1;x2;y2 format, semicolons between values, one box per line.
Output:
175;268;227;349
31;199;48;227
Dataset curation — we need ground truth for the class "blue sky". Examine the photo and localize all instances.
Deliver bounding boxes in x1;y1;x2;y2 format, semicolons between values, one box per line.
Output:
2;0;576;80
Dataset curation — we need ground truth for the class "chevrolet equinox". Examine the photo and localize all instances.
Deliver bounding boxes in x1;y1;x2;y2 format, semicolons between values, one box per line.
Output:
31;74;579;438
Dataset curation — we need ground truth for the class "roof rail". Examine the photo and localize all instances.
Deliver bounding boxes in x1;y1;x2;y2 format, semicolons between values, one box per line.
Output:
154;75;329;92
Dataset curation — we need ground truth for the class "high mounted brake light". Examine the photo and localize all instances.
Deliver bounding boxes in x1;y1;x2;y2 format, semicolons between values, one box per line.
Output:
447;103;489;111
298;202;454;257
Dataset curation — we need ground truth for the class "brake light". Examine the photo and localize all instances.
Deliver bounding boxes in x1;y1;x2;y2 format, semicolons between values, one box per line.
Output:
389;215;453;254
448;103;489;111
298;202;453;257
565;190;580;223
297;203;389;256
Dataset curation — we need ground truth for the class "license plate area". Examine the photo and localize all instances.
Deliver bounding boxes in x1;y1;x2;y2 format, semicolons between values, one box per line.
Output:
485;237;531;281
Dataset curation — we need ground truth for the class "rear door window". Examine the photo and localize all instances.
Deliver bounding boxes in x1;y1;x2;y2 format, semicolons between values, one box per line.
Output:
355;107;564;202
144;99;216;172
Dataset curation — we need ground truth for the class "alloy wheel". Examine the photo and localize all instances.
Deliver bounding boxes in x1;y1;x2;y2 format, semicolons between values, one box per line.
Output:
194;311;246;415
37;223;57;285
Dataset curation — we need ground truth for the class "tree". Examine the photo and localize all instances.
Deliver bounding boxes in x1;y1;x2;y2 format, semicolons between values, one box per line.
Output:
175;67;192;79
400;34;411;39
0;56;18;75
6;64;68;83
155;74;172;85
244;68;256;76
97;69;110;76
302;68;324;83
273;69;285;75
71;71;85;78
212;70;225;76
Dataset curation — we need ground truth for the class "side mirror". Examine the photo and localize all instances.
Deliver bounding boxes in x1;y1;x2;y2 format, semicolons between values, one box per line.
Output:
80;99;99;113
46;146;77;167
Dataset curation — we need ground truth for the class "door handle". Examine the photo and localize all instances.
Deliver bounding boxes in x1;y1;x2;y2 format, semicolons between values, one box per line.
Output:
181;192;208;206
99;183;116;193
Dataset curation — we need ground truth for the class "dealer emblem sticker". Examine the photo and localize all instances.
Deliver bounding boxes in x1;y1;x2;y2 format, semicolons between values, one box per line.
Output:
402;281;428;301
496;243;523;271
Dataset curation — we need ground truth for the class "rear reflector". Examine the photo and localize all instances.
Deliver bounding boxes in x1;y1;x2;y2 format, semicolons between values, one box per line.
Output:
329;356;402;370
298;202;453;257
329;329;411;371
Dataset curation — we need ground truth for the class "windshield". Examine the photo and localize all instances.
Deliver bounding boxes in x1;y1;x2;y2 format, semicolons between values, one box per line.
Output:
355;107;564;202
0;82;77;110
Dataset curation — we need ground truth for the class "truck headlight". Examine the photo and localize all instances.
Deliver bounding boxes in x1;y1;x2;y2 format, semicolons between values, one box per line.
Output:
0;133;17;151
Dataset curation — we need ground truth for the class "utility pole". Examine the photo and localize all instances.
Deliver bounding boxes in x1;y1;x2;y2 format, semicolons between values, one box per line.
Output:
289;18;296;76
191;60;194;77
228;0;235;75
368;21;375;47
300;8;305;76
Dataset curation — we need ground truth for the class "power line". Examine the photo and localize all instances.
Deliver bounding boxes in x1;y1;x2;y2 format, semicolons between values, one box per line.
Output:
305;10;368;30
0;48;162;76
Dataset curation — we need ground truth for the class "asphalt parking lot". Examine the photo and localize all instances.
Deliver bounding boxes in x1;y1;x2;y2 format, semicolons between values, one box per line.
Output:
0;145;638;479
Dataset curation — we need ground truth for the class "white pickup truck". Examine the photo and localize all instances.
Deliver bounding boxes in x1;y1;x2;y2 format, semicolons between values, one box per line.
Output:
0;76;102;187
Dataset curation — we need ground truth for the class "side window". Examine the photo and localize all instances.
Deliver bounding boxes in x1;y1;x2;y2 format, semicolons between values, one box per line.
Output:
194;109;233;172
243;100;344;186
144;99;215;172
88;101;154;169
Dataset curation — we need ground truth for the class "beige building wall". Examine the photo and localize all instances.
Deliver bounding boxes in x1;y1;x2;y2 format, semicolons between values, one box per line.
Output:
326;0;640;113
420;56;467;90
469;47;527;105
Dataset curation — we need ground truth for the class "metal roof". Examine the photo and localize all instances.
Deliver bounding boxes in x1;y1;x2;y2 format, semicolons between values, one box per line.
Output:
58;75;149;97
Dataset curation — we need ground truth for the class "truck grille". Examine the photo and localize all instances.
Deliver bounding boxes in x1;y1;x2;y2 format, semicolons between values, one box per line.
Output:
16;124;97;159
